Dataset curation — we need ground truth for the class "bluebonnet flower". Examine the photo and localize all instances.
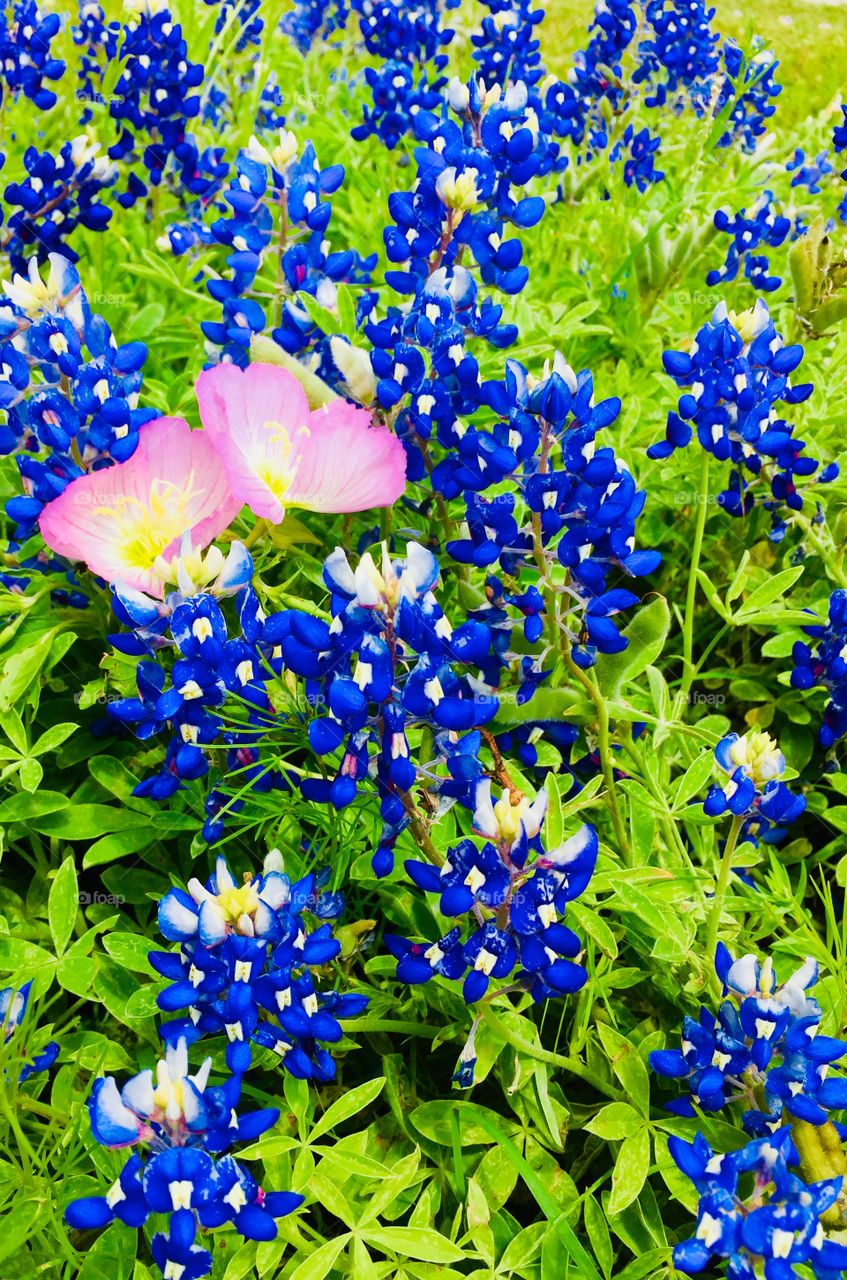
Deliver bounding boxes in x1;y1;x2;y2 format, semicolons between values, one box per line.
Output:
151;851;366;1082
668;1126;847;1278
64;1038;303;1278
791;590;847;749
106;0;205;200
0;254;154;564
2;133;117;272
388;783;598;1015
352;0;456;69
471;0;546;91
651;946;847;1132
636;0;720;110
351;60;445;149
107;542;294;801
715;40;782;151
0;981;59;1082
707;191;792;293
203;0;263;51
382;76;558;297
282;0;348;53
787;148;834;195
348;0;458;148
649;300;837;536
72;1;120;123
703;730;806;827
0;0;65;110
610;123;664;191
201;132;374;369
283;541;497;838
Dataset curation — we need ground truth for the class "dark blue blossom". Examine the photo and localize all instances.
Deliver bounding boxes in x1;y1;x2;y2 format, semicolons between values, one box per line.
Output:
64;1038;302;1279
389;782;597;1019
668;1126;847;1279
651;946;847;1132
649;299;836;535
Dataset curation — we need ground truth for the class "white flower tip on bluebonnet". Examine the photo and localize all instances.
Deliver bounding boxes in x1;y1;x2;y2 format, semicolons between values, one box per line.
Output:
447;77;470;113
330;336;377;405
263;848;285;875
472;778;547;849
92;1076;142;1147
504;82;529;113
324;545;357;597
546;822;597;867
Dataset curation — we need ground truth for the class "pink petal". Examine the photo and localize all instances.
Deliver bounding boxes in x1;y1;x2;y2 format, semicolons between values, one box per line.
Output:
196;362;406;521
38;418;240;596
288;399;407;513
196;362;310;523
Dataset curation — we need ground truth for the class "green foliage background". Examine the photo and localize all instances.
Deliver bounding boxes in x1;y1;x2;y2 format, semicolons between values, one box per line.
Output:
1;1;847;1278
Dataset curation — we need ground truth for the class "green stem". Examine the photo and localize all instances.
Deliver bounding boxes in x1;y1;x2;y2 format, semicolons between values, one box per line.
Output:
480;1007;621;1100
704;813;743;981
243;518;269;550
679;448;710;709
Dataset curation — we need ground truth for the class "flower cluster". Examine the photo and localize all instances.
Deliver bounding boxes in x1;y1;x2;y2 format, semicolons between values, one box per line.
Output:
610;123;664;191
791;590;847;749
706;191;792;294
649;299;837;536
635;0;720;110
0;0;65;110
104;1;205;199
651;945;846;1130
349;0;458;147
383;75;558;296
64;1038;303;1279
201;133;375;368
152;851;366;1080
471;0;546;91
282;0;348;54
387;783;597;1024
703;730;806;836
0;254;154;552
715;40;782;152
787;147;834;195
106;539;284;802
0;981;59;1083
668;1127;847;1279
2;133;117;273
281;541;497;831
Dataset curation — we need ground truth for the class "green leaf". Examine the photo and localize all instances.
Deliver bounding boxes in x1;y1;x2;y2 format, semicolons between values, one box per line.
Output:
103;932;155;975
289;1235;350;1280
309;1075;385;1141
584;1102;645;1141
18;756;43;792
30;722;78;756
596;1024;650;1116
361;1227;467;1264
608;1128;651;1214
596;596;671;698
472;1110;604;1280
0;790;69;821
733;567;804;620
48;854;78;956
584;1192;614;1278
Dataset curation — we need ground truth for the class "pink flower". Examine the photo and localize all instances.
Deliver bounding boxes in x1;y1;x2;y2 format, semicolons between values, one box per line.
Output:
195;362;406;524
38;417;240;597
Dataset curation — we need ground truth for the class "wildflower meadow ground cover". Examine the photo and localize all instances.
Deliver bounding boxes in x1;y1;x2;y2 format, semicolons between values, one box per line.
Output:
3;0;847;1277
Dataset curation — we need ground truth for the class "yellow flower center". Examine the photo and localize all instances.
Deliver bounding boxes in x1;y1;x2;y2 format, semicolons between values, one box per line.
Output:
95;476;199;576
216;881;260;925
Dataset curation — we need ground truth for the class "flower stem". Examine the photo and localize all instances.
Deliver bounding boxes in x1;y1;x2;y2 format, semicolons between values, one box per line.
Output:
704;813;743;982
679;448;710;709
